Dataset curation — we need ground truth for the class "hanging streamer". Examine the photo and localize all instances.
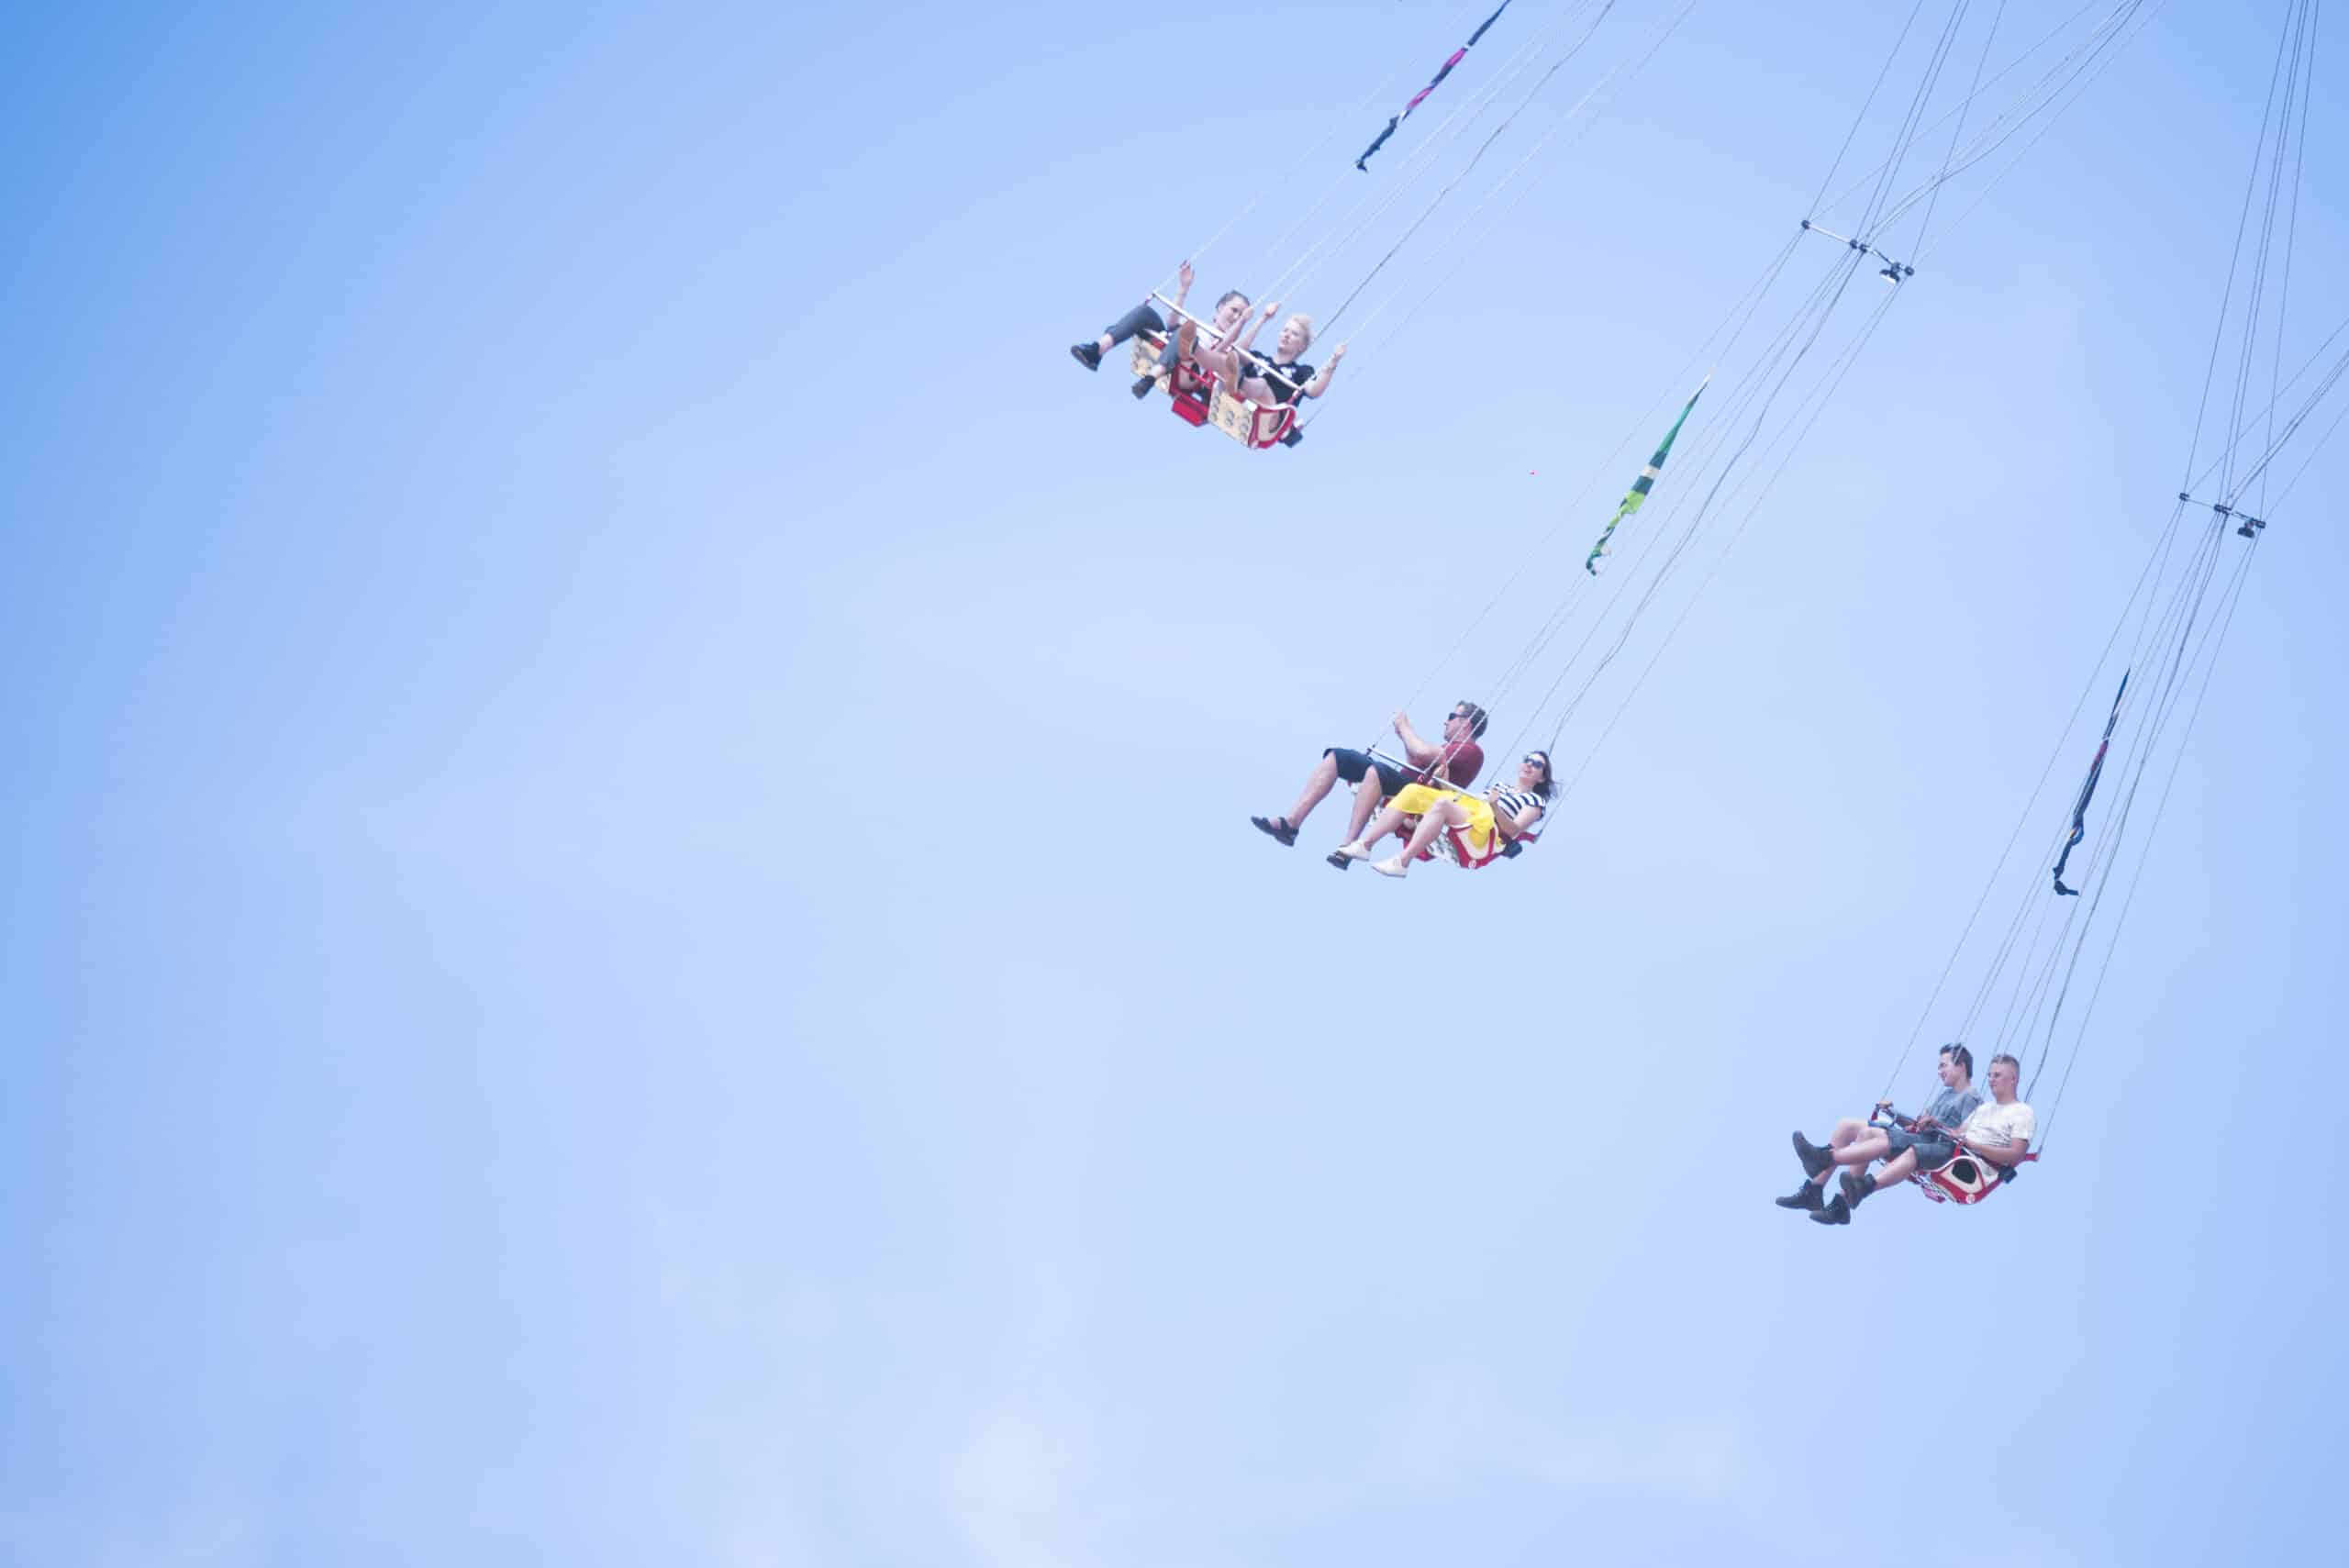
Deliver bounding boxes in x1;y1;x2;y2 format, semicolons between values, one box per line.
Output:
1585;373;1709;574
2052;671;2130;895
1357;2;1515;172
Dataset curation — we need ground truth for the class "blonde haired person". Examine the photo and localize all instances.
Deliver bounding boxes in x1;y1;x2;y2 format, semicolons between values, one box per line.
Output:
1197;302;1346;443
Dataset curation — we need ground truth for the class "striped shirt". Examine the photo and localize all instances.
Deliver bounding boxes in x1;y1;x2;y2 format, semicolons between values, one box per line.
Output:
1489;787;1545;831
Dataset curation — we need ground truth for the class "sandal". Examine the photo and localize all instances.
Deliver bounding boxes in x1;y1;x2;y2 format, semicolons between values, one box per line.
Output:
1251;816;1297;847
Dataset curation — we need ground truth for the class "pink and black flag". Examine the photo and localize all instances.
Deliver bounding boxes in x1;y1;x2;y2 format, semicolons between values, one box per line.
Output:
2053;672;2130;895
1357;2;1514;172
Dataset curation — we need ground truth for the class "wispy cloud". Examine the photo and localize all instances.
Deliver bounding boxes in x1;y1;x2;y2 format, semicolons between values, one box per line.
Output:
943;1406;1093;1568
934;962;1126;1568
1375;1367;1742;1500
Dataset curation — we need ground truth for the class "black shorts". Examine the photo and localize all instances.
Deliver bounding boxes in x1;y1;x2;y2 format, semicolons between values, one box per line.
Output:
1327;747;1410;797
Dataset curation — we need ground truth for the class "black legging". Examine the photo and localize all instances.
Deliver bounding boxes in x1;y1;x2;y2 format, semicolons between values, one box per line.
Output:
1103;303;1180;369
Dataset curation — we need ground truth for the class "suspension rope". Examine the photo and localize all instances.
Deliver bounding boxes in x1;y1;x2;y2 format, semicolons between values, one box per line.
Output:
1869;512;2168;1099
2258;0;2319;517
2024;519;2236;1099
1890;0;2328;1151
1262;0;1610;307
1166;0;1502;287
2033;541;2259;1141
1317;2;1621;336
1318;0;2203;912
1386;230;1797;724
1808;0;1932;218
1321;0;1698;363
1905;0;2006;260
1476;0;2120;771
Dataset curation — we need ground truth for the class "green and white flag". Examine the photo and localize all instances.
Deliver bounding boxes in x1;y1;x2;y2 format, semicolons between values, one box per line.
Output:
1586;373;1710;574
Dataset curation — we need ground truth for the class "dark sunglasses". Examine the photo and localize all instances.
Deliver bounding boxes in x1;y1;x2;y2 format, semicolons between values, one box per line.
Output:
1522;754;1550;770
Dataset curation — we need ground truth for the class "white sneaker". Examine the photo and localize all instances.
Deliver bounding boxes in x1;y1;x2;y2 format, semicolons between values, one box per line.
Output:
1370;855;1408;878
1333;841;1370;862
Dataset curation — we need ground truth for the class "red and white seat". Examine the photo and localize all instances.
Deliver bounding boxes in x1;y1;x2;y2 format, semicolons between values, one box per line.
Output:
1130;333;1297;450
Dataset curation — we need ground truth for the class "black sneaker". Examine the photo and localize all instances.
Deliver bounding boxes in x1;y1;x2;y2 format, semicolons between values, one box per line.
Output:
1774;1181;1824;1212
1070;342;1102;372
1131;375;1155;399
1810;1194;1852;1226
1839;1170;1871;1207
1278;426;1303;448
1793;1132;1833;1179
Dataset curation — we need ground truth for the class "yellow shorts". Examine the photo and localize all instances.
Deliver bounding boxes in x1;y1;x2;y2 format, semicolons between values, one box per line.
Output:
1389;784;1499;863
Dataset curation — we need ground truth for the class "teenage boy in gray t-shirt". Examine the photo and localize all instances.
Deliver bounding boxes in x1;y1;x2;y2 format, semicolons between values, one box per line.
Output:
1777;1043;1982;1216
1815;1051;2034;1224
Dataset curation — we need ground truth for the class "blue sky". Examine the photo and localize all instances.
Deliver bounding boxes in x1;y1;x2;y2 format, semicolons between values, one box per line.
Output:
3;2;2343;1563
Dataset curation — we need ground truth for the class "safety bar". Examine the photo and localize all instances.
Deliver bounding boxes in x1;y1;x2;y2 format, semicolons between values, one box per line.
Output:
1148;292;1308;395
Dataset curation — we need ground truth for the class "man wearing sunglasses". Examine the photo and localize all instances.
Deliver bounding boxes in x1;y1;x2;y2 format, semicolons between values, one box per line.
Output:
1776;1043;1982;1217
1251;703;1487;858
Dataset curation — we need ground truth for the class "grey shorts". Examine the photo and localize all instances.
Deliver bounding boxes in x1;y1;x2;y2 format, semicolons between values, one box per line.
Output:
1886;1127;1956;1169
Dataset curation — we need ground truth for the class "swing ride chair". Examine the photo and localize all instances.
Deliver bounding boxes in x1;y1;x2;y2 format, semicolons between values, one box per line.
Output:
1360;747;1540;866
1865;1111;2037;1207
1130;293;1302;450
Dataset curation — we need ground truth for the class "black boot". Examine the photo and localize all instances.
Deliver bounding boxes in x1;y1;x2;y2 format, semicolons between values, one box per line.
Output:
1810;1194;1852;1226
1132;374;1156;399
1070;342;1102;371
1793;1132;1832;1179
1774;1181;1824;1212
1840;1170;1873;1207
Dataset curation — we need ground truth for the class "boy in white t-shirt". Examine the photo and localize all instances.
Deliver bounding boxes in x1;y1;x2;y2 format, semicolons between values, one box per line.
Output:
1816;1052;2035;1225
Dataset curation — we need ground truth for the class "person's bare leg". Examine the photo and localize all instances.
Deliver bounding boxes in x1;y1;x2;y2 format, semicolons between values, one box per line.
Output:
1812;1118;1869;1187
1374;801;1464;875
1831;1129;1892;1167
1340;805;1408;854
1868;1150;1920;1190
1195;342;1237;384
1404;802;1463;861
1343;777;1387;844
1283;755;1341;829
